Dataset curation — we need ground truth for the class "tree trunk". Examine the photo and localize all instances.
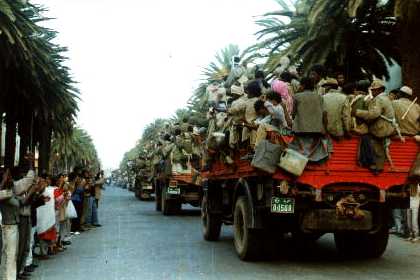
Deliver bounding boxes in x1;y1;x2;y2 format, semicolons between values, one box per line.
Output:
5;116;17;168
39;123;52;174
0;114;3;166
399;10;420;99
18;119;31;168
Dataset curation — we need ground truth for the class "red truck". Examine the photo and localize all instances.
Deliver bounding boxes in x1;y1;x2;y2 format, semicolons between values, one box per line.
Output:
201;135;418;260
156;170;202;216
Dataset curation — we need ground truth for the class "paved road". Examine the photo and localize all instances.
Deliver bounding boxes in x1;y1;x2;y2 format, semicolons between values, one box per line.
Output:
33;186;420;280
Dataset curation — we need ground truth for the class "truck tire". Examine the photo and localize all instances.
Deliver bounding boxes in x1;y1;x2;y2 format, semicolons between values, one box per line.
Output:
138;185;145;201
334;226;389;258
233;196;263;261
201;195;222;241
155;183;162;212
162;185;179;216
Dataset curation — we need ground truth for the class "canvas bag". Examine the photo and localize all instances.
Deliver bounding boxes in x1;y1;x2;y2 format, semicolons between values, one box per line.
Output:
251;139;282;174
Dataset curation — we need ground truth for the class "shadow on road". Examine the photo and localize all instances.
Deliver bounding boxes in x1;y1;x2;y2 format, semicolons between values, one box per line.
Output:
215;232;395;266
178;209;201;216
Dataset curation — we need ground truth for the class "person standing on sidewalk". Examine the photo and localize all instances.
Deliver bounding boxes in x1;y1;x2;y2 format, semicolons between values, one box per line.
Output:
71;174;84;232
0;169;20;280
406;184;420;242
92;171;105;227
25;181;48;274
81;171;95;229
13;155;36;279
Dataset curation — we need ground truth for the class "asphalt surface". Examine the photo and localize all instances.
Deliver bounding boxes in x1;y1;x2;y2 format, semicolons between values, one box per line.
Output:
32;186;420;280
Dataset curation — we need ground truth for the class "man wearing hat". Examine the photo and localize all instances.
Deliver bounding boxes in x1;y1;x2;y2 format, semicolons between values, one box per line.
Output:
322;78;347;137
392;86;420;136
355;79;396;171
356;79;396;137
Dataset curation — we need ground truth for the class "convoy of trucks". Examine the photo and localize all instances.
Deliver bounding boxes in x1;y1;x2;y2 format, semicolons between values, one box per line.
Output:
127;134;418;260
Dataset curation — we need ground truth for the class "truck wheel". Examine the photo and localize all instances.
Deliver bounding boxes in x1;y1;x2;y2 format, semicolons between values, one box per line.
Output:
138;185;145;201
233;196;262;261
162;185;179;215
155;183;162;212
201;195;222;241
161;185;170;215
334;226;389;258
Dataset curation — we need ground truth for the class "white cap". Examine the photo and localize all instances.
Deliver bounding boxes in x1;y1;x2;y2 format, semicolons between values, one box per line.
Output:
400;86;413;96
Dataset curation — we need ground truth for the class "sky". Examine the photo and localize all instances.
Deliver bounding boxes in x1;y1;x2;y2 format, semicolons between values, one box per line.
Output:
35;0;279;170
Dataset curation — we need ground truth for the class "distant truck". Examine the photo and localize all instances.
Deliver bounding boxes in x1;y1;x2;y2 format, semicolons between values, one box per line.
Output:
134;172;155;200
201;135;418;260
155;163;202;215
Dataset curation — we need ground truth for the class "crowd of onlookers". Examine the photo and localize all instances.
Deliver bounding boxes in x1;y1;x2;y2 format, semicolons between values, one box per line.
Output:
0;154;105;280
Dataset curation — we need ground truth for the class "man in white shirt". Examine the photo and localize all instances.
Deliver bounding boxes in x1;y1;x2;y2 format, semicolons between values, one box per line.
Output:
13;156;36;279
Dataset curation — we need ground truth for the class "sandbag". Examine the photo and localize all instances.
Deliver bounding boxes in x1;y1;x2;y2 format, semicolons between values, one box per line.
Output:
251;140;282;174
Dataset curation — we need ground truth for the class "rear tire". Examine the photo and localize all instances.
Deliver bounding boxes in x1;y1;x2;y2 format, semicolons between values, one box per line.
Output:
155;182;162;212
233;196;263;261
202;195;222;241
138;185;146;201
334;226;389;258
162;185;180;216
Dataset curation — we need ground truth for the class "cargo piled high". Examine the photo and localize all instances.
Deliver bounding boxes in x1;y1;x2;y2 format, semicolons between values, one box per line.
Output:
118;45;420;261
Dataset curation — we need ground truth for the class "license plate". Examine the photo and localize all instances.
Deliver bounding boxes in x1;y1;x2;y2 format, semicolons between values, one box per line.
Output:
143;185;153;190
271;197;295;213
167;186;180;195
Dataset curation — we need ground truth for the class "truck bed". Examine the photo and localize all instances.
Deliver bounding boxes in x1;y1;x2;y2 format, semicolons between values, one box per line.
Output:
204;136;418;190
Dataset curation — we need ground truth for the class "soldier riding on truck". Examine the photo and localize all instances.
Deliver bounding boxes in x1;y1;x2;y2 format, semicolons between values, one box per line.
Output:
200;67;419;261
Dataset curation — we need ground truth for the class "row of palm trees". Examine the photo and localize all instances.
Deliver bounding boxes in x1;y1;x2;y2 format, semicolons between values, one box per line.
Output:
50;127;100;175
119;0;420;171
0;1;99;173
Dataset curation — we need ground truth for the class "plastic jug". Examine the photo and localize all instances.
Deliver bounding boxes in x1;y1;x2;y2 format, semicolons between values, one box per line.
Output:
278;148;308;176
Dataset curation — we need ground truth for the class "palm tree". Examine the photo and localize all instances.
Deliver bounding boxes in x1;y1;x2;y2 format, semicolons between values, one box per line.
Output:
348;0;420;94
251;0;398;81
0;1;79;170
